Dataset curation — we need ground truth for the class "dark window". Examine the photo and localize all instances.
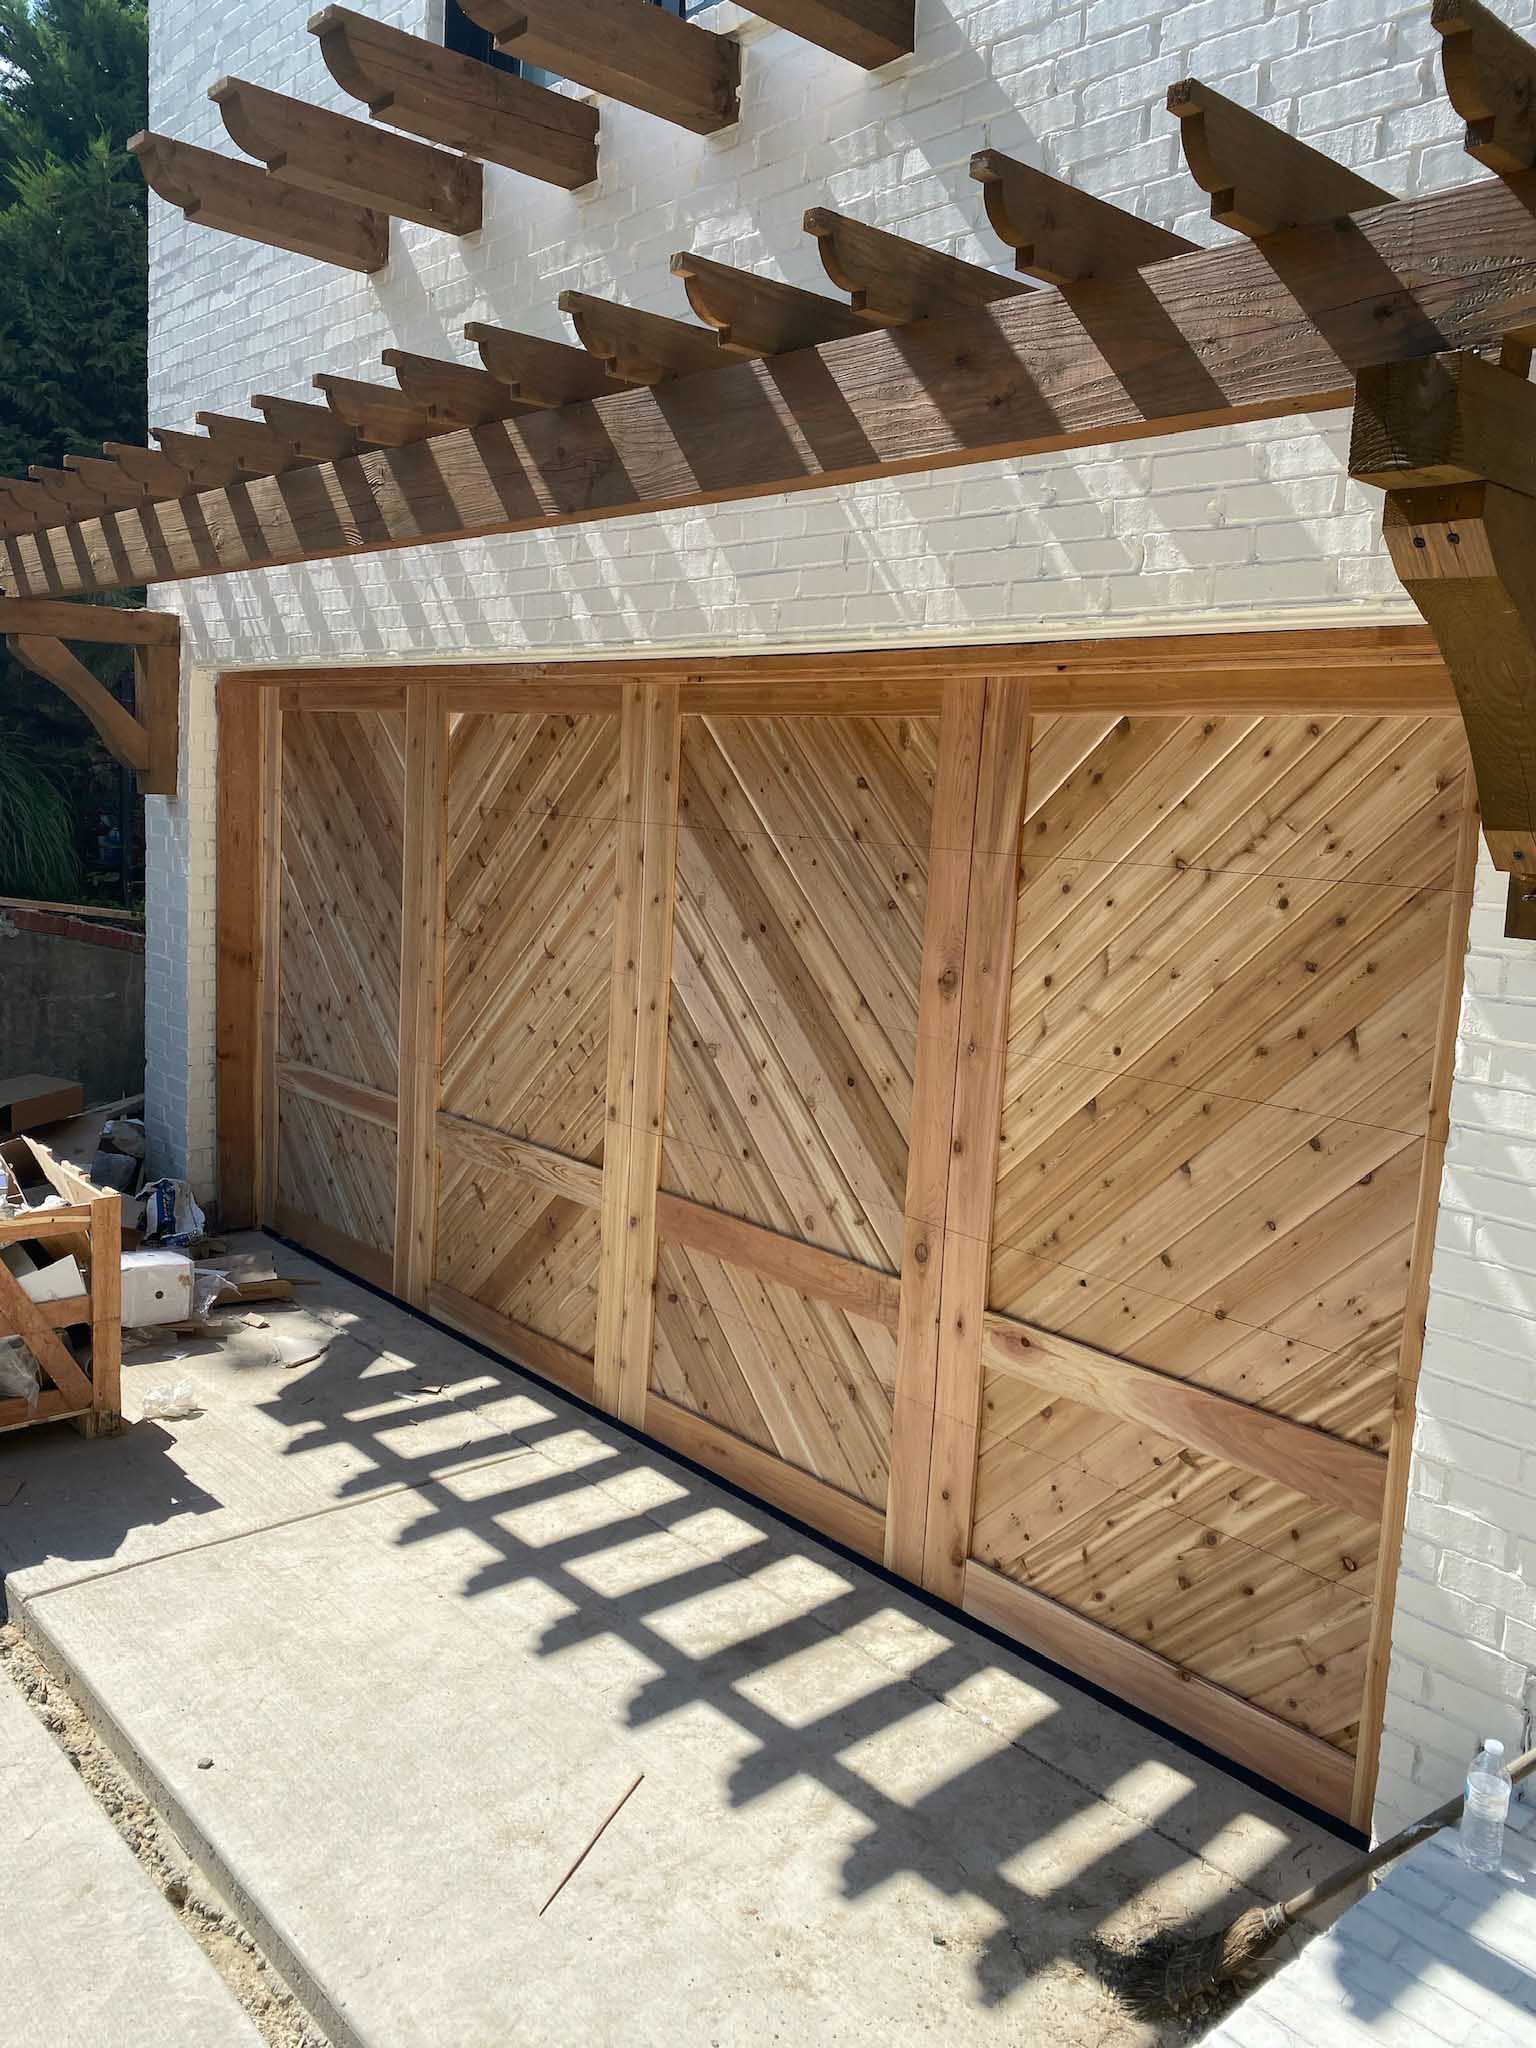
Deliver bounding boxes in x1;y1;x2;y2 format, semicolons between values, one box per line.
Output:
444;1;521;73
443;0;693;76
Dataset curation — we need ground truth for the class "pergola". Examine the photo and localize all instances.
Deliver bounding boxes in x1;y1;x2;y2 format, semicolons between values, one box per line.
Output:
0;0;1533;933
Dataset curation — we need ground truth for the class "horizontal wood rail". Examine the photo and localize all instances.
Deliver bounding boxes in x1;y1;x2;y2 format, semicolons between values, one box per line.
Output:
428;1283;598;1403
645;1395;886;1561
227;627;1456;719
16;171;1536;598
962;1560;1355;1816
276;1060;398;1128
435;1112;602;1204
0;599;178;645
981;1311;1386;1520
656;1194;901;1329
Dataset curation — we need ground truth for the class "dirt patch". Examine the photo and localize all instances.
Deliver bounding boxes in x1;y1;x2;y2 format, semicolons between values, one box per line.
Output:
0;1622;333;2048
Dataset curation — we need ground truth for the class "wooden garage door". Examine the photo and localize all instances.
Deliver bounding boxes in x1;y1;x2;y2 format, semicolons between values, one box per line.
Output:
224;637;1472;1823
970;709;1472;1788
431;707;622;1365
270;704;404;1280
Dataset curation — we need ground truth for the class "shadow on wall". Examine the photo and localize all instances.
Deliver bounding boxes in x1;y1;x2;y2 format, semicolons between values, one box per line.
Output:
0;911;144;1105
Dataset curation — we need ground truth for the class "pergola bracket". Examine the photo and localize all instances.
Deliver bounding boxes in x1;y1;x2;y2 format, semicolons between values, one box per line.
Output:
0;604;180;796
1351;351;1536;936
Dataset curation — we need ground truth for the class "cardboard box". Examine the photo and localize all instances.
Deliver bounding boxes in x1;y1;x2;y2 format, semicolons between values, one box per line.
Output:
120;1248;194;1327
0;1075;85;1137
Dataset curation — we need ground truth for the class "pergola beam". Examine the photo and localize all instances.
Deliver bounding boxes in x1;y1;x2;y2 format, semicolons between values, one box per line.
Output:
745;0;912;67
130;131;390;273
210;76;483;236
310;5;598;189
11;172;1536;601
462;0;740;135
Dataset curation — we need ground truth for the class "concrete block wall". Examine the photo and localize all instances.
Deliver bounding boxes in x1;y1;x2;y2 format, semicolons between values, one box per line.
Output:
143;0;1536;1835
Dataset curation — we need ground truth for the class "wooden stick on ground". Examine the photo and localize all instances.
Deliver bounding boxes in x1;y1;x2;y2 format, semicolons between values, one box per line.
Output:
537;1773;644;1916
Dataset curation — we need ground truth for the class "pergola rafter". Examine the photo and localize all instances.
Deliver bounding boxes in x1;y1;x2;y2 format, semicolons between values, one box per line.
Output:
7;0;1536;924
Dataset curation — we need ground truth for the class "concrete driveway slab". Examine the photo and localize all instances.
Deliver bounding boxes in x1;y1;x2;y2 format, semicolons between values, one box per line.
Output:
5;1240;1353;2048
0;1672;264;2048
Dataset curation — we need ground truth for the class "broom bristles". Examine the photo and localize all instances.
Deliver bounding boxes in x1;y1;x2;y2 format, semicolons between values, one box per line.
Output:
1116;1901;1290;2017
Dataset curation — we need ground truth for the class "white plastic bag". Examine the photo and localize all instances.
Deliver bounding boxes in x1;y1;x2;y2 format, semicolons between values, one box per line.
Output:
140;1378;202;1420
0;1339;40;1405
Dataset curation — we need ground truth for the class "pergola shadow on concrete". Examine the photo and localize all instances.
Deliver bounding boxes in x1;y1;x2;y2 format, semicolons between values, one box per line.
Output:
0;1239;1346;2046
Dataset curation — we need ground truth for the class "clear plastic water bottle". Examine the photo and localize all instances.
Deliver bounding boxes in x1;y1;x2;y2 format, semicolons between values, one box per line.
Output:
1459;1737;1512;1873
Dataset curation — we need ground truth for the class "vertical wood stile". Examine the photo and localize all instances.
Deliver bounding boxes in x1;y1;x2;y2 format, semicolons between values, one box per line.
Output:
922;679;1032;1600
85;1191;122;1434
393;685;450;1305
885;680;987;1580
595;682;682;1425
1349;772;1481;1829
215;678;266;1228
257;687;282;1221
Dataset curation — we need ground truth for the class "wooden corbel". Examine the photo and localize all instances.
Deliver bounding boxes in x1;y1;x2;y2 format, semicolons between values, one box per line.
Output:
1351;352;1536;936
0;600;179;796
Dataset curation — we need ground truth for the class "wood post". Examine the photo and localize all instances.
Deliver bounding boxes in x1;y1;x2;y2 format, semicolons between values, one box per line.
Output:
393;687;449;1306
215;678;269;1229
1349;777;1481;1829
594;683;682;1427
886;678;1030;1600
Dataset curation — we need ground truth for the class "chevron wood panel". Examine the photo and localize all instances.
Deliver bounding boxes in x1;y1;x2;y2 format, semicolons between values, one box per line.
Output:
652;1238;895;1509
439;710;621;1157
277;708;405;1093
276;1087;397;1253
435;1149;601;1356
661;715;938;1270
974;712;1471;1752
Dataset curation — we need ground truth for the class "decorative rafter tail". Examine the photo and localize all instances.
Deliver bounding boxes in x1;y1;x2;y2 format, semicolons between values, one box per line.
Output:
313;373;439;447
463;323;631;407
1167;76;1393;235
309;5;598;188
129;129;390;273
803;206;1028;321
461;0;740;134
250;395;370;460
381;349;534;425
559;290;725;384
1433;0;1536;174
670;252;871;354
209;75;484;234
969;149;1196;281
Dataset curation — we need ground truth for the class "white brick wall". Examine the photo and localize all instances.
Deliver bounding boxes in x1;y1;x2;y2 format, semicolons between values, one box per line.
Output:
143;0;1536;1833
1374;853;1536;1839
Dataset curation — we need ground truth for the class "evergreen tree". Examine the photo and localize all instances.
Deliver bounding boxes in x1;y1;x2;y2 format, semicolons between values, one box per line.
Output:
0;0;148;900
